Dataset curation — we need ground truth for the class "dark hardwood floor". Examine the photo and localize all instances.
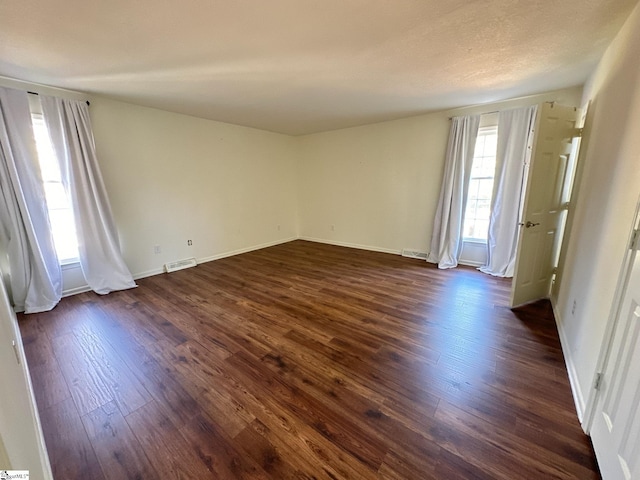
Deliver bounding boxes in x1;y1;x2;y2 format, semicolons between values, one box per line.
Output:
18;240;600;479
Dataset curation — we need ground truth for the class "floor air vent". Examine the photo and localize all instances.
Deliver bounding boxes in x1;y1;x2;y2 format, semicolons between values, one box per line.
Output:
402;249;428;260
164;257;197;273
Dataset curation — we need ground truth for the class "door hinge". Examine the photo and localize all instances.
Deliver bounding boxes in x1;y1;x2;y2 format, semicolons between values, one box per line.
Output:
594;372;604;391
572;127;584;138
630;229;639;251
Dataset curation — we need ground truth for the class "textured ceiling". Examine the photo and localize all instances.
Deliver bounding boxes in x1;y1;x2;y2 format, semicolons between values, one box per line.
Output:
0;0;636;135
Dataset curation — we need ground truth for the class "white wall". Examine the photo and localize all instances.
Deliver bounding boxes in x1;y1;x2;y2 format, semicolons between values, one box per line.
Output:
552;2;640;421
297;87;583;256
297;113;449;254
89;98;299;280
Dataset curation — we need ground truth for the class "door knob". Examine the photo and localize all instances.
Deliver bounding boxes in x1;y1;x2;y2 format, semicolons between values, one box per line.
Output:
525;221;540;228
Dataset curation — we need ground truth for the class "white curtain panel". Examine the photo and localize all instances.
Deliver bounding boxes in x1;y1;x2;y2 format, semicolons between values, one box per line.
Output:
41;96;136;294
427;114;480;269
0;87;62;312
480;105;538;277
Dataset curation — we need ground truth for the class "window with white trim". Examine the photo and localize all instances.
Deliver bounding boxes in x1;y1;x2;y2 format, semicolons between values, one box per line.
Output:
463;126;498;242
31;113;79;263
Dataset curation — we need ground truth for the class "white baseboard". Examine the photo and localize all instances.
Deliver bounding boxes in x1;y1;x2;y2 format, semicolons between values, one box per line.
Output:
298;236;401;256
132;267;165;281
135;237;299;279
196;236;298;265
61;237;299;297
62;285;92;297
551;297;586;425
458;259;483;267
65;236;401;296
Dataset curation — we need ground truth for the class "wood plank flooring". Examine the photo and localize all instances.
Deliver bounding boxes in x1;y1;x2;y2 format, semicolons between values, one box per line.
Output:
18;240;600;479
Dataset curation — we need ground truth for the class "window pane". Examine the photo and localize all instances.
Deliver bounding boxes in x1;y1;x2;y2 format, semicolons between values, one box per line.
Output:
477;178;494;199
43;182;69;210
48;209;79;261
32;117;62;182
470;158;483;177
483;133;497;157
473;135;486;158
474;219;490;239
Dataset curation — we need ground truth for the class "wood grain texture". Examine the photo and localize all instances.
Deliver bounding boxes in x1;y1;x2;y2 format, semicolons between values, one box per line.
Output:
19;240;600;479
81;401;158;480
39;397;106;480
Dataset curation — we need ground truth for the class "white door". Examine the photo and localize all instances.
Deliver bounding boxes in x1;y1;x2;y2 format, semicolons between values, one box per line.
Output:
0;278;52;478
590;228;640;480
510;103;580;307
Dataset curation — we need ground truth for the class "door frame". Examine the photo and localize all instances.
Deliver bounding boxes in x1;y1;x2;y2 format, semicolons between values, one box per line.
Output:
509;102;582;307
582;195;640;432
549;102;590;303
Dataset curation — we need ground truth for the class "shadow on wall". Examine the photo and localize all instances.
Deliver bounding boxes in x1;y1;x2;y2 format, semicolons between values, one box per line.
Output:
558;33;640;323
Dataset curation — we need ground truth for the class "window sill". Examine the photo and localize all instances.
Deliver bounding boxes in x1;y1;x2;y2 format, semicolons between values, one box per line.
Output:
61;259;81;270
463;239;488;245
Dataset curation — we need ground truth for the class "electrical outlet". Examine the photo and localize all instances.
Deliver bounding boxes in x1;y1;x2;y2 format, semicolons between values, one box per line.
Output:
187;239;193;246
277;225;281;231
571;300;577;315
153;245;161;254
330;224;335;231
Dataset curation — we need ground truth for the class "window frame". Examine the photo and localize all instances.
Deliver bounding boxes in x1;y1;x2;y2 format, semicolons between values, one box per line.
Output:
30;111;80;265
463;125;498;243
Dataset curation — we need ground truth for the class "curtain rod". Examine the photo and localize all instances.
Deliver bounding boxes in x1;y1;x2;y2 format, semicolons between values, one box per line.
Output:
448;110;498;120
448;101;556;120
27;90;90;106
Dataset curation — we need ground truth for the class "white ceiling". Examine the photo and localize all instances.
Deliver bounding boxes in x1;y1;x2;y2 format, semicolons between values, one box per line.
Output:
0;0;636;135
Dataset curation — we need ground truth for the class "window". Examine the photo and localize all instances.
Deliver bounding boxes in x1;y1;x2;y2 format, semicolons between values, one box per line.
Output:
31;114;79;263
463;126;498;242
